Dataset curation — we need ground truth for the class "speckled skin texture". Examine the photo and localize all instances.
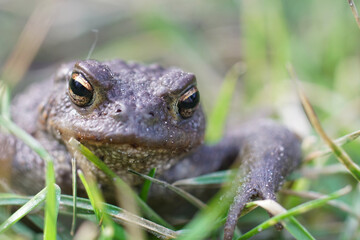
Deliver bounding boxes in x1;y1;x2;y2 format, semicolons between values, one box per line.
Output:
0;59;302;239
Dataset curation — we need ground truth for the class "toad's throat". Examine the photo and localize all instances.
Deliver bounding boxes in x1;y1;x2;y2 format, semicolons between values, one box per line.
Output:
82;142;189;174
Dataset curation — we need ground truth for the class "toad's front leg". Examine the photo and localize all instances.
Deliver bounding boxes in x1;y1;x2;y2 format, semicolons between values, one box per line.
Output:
223;120;302;240
159;119;301;239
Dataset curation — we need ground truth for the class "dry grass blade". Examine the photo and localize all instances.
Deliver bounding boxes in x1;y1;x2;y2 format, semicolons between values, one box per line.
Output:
299;164;348;178
1;0;55;87
348;0;360;29
305;129;360;162
287;64;360;181
336;129;360;144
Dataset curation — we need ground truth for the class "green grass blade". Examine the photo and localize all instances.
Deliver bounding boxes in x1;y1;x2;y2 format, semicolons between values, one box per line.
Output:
0;207;35;239
139;168;156;202
282;188;359;220
0;82;10;119
0;187;47;233
0;117;54;167
176;183;237;240
283;216;315;240
215;200;314;240
129;169;205;209
78;170;115;240
0;116;58;239
237;185;351;240
205;63;246;143
0;195;31;206
27;214;73;240
78;170;103;223
65;195;178;239
70;158;77;235
44;164;59;240
173;170;234;186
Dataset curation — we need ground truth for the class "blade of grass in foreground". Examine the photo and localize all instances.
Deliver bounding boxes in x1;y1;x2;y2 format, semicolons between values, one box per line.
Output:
78;170;115;240
68;138;173;229
0;207;34;239
129;169;205;209
237;185;351;240
288;64;360;181
284;216;315;240
173;170;235;186
0;116;58;240
139;168;156;202
61;195;176;239
70;158;77;236
176;183;237;240
0;187;47;233
282;188;360;220
0;185;60;237
44;161;58;240
0;193;178;239
26;214;73;240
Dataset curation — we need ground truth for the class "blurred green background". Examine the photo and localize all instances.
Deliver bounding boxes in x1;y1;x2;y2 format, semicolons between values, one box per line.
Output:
1;0;360;239
1;0;360;129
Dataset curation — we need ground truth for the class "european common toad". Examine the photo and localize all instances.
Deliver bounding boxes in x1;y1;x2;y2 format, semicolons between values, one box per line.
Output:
0;59;302;239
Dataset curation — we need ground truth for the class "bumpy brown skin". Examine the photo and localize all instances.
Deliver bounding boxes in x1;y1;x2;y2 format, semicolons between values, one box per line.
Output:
0;59;302;239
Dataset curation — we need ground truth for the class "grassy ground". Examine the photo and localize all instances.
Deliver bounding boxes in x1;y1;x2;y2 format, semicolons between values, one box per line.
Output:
1;0;360;239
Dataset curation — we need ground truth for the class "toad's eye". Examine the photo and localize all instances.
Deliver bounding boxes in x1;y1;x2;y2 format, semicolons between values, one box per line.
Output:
177;86;200;119
68;72;94;107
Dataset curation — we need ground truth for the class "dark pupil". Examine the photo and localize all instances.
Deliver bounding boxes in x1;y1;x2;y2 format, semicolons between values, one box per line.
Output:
70;78;92;97
179;91;200;109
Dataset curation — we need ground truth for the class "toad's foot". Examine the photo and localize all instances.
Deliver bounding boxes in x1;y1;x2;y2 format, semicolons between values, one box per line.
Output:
223;176;278;240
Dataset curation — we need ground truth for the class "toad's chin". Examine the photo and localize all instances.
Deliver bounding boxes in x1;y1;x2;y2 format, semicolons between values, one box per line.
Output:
76;140;190;173
69;140;187;185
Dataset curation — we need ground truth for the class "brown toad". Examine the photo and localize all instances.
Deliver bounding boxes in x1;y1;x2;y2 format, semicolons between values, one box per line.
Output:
0;59;302;239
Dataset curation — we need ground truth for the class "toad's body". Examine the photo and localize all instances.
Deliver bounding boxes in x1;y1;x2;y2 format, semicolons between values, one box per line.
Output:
0;60;302;239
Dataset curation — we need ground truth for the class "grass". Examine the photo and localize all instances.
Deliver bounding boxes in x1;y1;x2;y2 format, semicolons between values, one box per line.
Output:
237;186;351;240
0;114;58;240
1;0;360;239
1;69;359;239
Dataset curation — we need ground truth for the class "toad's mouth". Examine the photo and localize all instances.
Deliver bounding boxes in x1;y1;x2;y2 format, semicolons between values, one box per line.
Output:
68;129;201;153
82;140;191;161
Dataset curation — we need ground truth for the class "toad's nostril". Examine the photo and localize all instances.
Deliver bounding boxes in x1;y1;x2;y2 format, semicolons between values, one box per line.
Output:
148;111;154;117
116;108;122;113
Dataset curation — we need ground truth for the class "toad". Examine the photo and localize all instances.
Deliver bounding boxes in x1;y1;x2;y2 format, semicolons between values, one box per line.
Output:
0;59;302;239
